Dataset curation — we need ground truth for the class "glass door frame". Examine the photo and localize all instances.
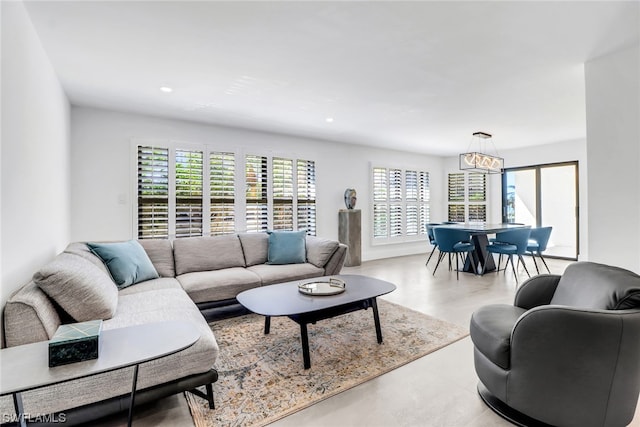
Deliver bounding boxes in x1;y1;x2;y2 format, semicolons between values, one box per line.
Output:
501;161;579;260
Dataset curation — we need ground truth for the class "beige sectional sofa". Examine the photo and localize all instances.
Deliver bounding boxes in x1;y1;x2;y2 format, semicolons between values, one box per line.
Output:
1;232;347;425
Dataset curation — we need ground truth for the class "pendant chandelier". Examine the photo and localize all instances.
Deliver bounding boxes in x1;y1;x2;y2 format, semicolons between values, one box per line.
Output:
459;131;504;174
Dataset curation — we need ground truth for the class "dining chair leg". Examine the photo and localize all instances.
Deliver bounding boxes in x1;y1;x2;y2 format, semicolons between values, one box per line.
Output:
498;254;505;274
426;248;437;266
530;252;540;274
539;252;551;273
433;252;446;276
455;251;459;280
518;255;531;278
508;255;518;282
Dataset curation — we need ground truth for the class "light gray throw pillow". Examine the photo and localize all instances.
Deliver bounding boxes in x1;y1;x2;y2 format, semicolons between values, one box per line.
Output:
33;252;118;322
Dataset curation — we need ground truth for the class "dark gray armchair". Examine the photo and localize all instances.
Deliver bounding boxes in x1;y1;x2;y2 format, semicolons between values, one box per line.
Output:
470;262;640;427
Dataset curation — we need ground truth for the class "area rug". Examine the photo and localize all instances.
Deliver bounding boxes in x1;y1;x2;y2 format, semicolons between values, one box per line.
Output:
186;299;468;427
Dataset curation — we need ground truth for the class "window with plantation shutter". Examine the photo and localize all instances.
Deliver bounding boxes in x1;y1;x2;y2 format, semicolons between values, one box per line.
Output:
447;172;487;222
175;149;203;238
406;170;431;236
468;204;487;222
135;143;316;237
246;155;269;233
389;168;403;237
210;152;235;235
468;173;486;202
448;173;465;202
272;158;294;230
372;166;430;242
373;167;388;239
137;146;169;239
448;204;466;222
418;171;431;232
297;160;316;235
468;172;487;222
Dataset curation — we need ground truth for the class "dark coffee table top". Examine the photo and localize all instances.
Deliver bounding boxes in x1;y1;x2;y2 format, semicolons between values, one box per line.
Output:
236;274;396;317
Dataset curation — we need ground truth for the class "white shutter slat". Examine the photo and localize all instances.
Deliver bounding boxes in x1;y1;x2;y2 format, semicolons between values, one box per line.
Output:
468;173;487;202
448;173;465;202
246;155;269;233
175;149;204;238
137;145;169;239
210;152;235;235
273;158;294;231
297;160;316;235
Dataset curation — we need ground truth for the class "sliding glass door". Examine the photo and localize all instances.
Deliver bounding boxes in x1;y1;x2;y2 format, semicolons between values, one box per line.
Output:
502;162;579;260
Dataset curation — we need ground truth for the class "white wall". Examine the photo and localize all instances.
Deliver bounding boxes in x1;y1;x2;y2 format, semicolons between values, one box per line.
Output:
585;44;640;272
70;106;445;261
443;138;588;259
1;2;71;312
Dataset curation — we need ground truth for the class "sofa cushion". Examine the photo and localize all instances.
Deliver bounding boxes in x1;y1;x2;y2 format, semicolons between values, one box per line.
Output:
173;235;245;275
178;268;262;303
267;231;306;265
117;277;182;296
470;304;527;370
550;262;640;310
238;232;269;266
88;241;159;288
137;239;176;277
306;236;339;268
248;263;325;286
33;253;118;322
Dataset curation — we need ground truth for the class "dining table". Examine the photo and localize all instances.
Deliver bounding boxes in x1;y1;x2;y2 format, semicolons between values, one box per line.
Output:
433;223;531;275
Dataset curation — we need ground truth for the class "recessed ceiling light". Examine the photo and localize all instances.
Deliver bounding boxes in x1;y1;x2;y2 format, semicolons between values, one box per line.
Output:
325;117;334;123
159;86;173;93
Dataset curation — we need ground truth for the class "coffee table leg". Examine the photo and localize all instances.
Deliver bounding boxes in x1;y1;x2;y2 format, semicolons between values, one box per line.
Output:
300;322;311;369
264;316;271;334
13;392;26;427
128;364;139;427
371;298;383;344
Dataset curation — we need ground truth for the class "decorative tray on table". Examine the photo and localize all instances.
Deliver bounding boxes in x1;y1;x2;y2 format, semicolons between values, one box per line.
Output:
298;277;346;296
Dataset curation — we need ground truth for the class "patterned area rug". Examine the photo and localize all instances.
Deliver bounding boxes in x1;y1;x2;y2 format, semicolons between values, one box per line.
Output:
186;299;468;427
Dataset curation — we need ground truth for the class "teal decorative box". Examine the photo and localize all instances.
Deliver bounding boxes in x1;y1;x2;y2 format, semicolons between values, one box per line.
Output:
48;320;103;367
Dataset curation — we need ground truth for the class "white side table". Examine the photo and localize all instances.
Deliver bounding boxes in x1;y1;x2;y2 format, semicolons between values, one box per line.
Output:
0;321;199;427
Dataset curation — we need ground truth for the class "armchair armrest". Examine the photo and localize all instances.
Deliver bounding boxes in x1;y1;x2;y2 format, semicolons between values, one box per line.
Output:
514;274;561;309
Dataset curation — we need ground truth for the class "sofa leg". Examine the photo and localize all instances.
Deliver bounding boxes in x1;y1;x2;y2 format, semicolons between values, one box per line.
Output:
188;384;215;410
206;383;215;409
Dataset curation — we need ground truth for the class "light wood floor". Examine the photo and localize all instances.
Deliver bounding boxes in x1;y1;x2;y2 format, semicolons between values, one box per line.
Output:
92;254;640;427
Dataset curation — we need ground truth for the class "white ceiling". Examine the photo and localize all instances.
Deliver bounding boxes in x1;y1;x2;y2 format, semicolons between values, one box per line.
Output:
23;1;639;156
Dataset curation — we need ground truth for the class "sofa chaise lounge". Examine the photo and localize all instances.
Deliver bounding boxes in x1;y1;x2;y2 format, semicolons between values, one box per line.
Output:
2;232;347;425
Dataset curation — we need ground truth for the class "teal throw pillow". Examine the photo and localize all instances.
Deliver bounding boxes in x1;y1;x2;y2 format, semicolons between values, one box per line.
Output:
267;231;307;265
87;240;159;288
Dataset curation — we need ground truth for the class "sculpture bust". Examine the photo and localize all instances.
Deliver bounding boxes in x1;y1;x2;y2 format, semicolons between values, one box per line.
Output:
344;188;357;209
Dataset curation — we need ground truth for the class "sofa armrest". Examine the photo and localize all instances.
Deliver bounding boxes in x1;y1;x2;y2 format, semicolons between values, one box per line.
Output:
514;274;561;309
324;243;348;275
3;281;62;347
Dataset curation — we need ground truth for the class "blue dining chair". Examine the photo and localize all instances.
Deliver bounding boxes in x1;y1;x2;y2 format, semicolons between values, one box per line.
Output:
526;226;553;274
485;227;531;282
432;228;477;280
425;223;442;267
